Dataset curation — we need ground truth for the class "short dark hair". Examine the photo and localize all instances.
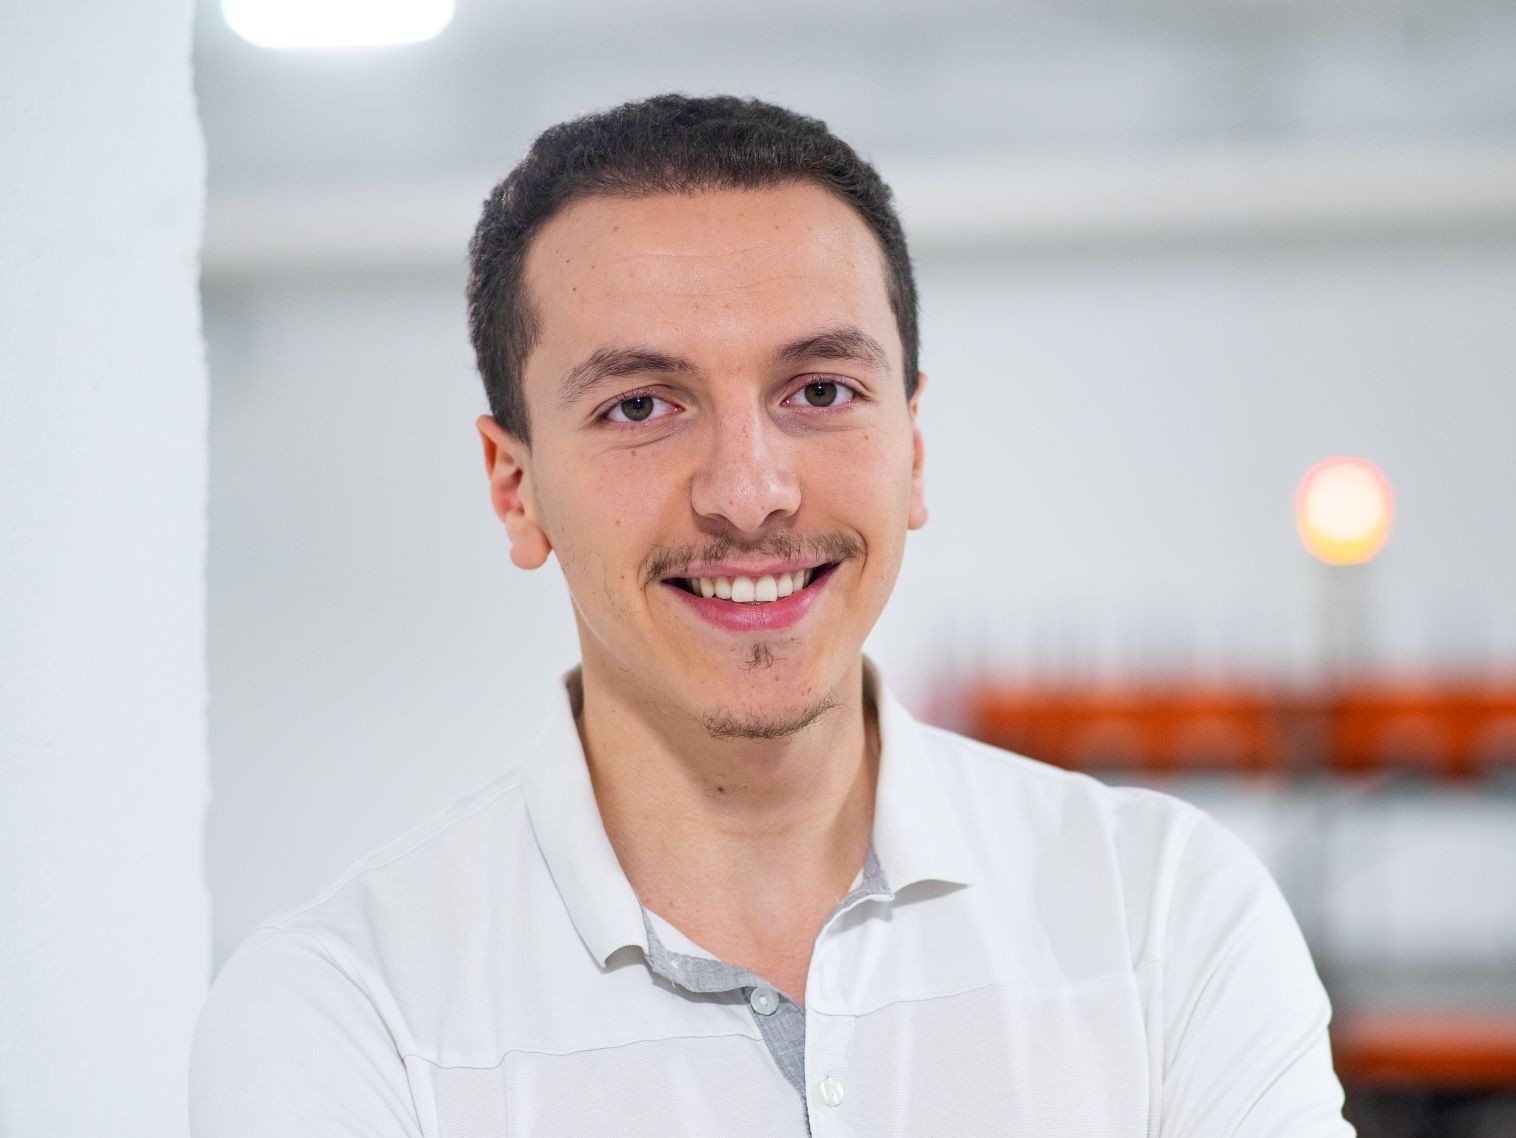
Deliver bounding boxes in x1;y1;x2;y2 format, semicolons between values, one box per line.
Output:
466;93;920;444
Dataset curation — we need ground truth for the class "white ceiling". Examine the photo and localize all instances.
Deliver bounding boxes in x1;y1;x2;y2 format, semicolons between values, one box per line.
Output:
194;0;1516;185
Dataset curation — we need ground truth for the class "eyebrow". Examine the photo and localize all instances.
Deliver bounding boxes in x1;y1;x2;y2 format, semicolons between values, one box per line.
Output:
556;347;696;408
555;323;892;409
772;325;891;373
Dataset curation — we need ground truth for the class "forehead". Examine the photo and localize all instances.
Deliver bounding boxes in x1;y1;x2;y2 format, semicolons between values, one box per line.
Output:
520;183;898;400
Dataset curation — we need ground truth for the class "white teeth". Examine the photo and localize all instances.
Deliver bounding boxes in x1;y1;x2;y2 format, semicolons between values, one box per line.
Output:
686;567;823;603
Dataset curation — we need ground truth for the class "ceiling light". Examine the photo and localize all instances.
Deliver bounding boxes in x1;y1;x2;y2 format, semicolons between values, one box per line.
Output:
1296;456;1393;566
222;0;455;49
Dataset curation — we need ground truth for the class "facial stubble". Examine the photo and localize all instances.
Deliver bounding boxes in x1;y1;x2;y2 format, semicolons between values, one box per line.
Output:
700;690;839;741
687;636;833;740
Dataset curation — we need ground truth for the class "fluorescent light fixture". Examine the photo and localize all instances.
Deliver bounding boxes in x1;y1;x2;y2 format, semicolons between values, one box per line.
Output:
223;0;455;49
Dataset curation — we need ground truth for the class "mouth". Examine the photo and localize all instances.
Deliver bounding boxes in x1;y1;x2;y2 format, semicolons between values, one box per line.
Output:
659;562;841;634
662;563;839;604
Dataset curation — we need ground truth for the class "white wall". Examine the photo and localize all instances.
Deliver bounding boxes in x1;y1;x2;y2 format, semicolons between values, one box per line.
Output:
0;3;208;1136
203;226;1516;974
205;270;579;963
881;236;1516;682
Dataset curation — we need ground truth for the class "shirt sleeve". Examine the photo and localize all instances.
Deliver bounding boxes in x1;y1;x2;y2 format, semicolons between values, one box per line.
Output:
189;925;424;1138
1157;812;1356;1138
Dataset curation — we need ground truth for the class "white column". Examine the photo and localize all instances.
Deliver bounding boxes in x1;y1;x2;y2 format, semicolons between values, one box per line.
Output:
0;2;208;1136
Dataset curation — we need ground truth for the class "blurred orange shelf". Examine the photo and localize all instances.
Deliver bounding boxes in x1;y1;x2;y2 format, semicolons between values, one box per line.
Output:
1333;1012;1516;1089
957;675;1516;778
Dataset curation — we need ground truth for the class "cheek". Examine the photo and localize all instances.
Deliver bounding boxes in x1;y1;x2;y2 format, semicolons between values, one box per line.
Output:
542;445;683;610
793;428;914;591
827;425;917;517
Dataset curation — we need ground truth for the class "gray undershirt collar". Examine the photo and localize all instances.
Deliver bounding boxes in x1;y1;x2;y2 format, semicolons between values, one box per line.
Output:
637;846;893;1110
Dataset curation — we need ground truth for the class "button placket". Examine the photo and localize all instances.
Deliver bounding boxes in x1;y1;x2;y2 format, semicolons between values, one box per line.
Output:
803;998;857;1136
801;854;882;1135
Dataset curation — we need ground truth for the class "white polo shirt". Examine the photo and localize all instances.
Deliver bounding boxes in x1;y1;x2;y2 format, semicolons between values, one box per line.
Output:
190;664;1355;1137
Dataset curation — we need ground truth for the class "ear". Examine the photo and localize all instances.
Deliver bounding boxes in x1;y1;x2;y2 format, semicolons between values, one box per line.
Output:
476;414;552;570
907;371;928;531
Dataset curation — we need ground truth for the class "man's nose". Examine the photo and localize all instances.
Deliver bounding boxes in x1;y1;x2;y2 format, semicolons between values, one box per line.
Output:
689;405;801;534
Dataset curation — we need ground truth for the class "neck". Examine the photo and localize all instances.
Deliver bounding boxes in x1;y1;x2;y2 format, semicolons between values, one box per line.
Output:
573;655;879;974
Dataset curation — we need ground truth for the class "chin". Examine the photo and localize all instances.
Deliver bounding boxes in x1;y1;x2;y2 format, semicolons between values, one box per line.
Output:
691;645;850;741
698;693;839;741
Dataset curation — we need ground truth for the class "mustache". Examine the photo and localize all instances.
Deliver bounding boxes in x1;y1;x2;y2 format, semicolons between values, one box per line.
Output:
641;532;863;585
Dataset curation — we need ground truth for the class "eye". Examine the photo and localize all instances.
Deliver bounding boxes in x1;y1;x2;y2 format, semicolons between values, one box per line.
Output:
788;380;858;409
603;393;675;424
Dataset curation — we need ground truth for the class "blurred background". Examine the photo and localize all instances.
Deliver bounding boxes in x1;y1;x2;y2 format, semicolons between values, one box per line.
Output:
196;1;1516;1133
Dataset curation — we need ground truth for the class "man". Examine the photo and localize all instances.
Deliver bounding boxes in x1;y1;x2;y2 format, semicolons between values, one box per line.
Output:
191;95;1354;1136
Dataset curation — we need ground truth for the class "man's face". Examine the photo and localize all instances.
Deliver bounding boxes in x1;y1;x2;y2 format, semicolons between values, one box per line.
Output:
480;182;926;738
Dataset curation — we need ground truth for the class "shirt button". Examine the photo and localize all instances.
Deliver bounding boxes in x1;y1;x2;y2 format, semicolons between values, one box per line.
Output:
748;986;780;1016
817;1075;845;1108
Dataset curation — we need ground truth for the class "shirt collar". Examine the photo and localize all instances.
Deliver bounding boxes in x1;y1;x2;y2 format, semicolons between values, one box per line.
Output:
520;658;974;968
864;657;977;892
519;670;648;967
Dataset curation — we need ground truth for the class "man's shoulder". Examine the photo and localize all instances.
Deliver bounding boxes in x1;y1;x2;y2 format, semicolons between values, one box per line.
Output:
205;765;545;1059
917;719;1206;843
258;765;536;956
914;721;1283;974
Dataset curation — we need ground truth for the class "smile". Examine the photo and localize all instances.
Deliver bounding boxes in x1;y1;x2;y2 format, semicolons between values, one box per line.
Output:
676;566;829;604
660;563;839;632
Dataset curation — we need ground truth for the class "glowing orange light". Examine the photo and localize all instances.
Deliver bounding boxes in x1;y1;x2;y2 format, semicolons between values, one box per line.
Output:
1296;457;1393;566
